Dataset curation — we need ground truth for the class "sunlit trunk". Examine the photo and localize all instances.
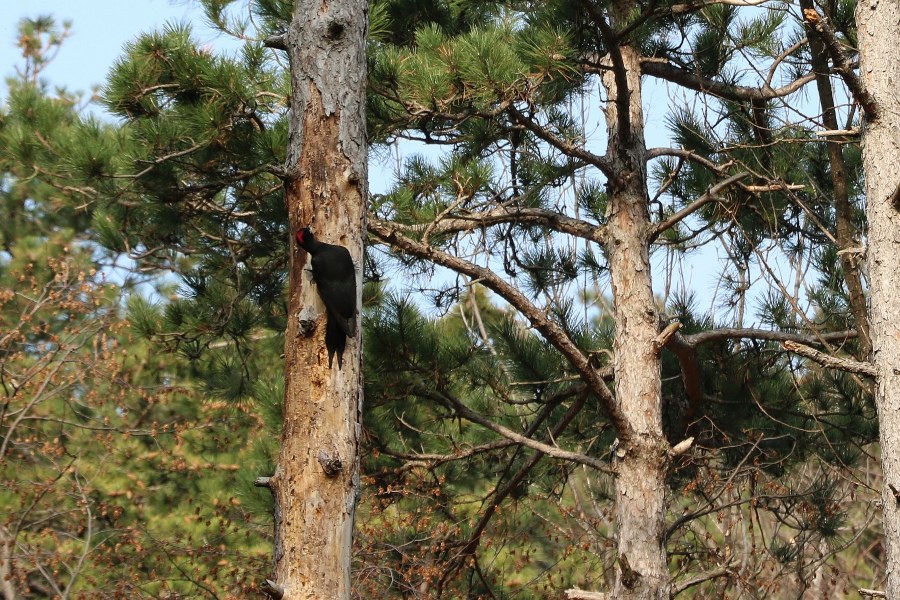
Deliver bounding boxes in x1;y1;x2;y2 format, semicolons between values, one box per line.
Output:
857;1;900;596
266;0;368;597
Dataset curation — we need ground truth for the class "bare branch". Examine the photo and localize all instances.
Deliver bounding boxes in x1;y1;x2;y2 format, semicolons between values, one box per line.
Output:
671;0;770;13
419;386;614;474
441;390;592;582
386;206;605;243
672;566;733;595
670;437;695;456
566;589;608;599
509;107;613;177
261;579;285;599
681;328;856;347
652;321;683;353
641;59;816;102
815;128;859;139
385;385;588;471
263;35;287;51
646;147;731;174
368;218;629;438
650;172;750;241
781;340;878;378
664;326;705;432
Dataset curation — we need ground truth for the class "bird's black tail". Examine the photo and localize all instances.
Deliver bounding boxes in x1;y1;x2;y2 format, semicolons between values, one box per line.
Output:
325;313;348;369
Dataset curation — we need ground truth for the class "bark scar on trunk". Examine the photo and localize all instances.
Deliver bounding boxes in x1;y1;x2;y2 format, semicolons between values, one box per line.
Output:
619;553;641;589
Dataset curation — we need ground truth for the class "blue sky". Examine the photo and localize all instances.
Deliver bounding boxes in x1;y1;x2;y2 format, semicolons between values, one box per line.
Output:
0;0;733;317
0;0;220;98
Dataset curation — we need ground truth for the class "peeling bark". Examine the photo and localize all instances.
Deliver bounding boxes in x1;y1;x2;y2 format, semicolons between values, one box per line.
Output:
269;0;368;598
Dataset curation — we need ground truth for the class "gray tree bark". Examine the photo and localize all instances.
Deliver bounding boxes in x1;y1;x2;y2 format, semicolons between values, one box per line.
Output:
265;0;368;597
857;0;900;596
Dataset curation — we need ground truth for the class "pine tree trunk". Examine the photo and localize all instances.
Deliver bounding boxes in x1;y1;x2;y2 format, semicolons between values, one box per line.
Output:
268;0;368;597
858;1;900;596
602;44;671;600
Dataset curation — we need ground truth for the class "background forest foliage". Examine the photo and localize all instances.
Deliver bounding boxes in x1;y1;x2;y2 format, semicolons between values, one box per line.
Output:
0;1;884;598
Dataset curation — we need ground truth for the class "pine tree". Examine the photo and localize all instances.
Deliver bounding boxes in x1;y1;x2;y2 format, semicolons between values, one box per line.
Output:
363;1;876;597
0;18;271;598
81;0;368;595
25;0;892;597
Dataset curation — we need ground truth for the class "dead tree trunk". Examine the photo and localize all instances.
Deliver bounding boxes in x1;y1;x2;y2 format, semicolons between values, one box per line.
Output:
858;1;900;596
263;0;368;598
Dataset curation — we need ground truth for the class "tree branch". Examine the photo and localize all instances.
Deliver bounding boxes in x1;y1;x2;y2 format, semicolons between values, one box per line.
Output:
646;147;731;173
671;566;732;595
663;325;705;434
781;340;877;377
670;0;770;13
368;218;629;438
419;386;614;474
509;107;613;177
384;385;586;470
650;172;750;241
566;590;608;599
263;35;287;51
442;390;591;582
681;328;856;347
386;206;605;243
802;8;878;120
641;59;816;102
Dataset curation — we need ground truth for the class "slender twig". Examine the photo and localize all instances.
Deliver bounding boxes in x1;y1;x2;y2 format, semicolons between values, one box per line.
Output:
651;172;749;241
672;566;733;595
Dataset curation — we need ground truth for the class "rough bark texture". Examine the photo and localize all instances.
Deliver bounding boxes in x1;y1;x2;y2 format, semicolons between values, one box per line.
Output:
269;0;368;598
857;0;900;595
601;45;671;600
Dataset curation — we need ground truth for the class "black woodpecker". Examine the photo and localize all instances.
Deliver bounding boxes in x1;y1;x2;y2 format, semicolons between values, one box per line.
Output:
295;227;357;369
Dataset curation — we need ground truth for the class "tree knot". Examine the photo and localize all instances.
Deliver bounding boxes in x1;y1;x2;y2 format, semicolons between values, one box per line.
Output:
317;449;344;477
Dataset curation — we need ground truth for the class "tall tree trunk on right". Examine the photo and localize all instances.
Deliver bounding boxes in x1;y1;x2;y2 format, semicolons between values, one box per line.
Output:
857;0;900;595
